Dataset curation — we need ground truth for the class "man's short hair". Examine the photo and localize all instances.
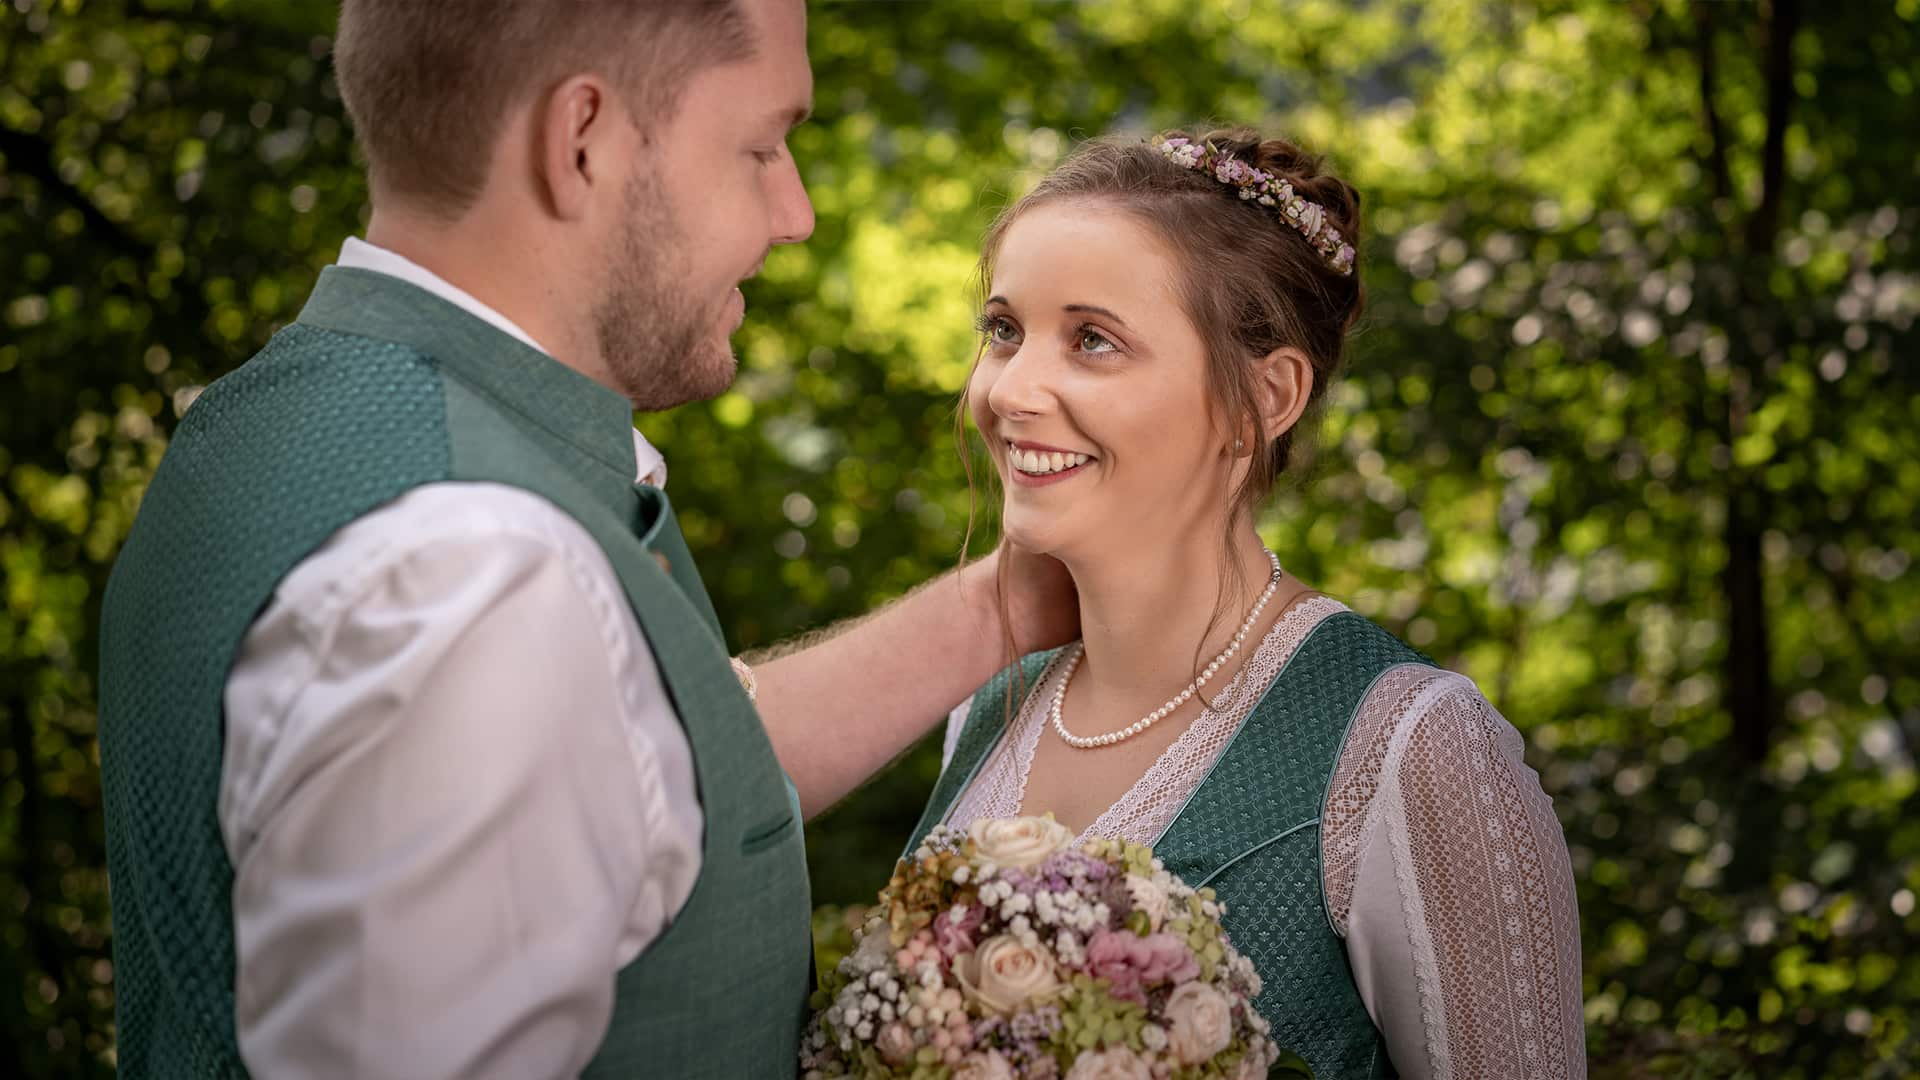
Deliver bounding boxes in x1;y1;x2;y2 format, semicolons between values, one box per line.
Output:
333;0;753;213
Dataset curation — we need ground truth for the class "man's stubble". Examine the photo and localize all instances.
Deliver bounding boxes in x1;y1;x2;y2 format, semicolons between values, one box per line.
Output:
594;167;741;412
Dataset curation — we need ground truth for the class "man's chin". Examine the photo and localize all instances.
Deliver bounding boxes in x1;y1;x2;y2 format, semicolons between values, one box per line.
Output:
687;346;740;404
625;342;737;412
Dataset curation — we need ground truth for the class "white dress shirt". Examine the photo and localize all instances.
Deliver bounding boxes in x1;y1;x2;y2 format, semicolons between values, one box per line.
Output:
220;238;702;1078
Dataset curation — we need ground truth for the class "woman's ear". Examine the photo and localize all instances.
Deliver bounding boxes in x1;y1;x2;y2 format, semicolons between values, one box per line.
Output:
1241;346;1314;455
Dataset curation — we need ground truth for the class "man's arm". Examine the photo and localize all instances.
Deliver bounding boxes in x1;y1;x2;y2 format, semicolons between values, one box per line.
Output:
224;487;698;1077
750;545;1076;818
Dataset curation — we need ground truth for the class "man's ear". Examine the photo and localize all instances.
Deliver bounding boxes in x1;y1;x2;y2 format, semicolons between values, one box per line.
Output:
534;75;620;221
1242;346;1314;455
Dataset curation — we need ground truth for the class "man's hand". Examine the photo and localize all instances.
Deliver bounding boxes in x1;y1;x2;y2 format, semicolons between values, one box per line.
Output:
752;545;1080;819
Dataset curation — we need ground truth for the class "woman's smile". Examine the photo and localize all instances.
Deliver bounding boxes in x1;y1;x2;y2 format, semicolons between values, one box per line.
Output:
1005;439;1098;486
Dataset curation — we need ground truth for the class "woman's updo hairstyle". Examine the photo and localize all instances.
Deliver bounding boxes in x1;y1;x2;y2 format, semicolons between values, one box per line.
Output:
974;126;1366;517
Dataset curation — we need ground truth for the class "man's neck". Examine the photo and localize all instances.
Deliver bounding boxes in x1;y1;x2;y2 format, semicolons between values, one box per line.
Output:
363;207;620;396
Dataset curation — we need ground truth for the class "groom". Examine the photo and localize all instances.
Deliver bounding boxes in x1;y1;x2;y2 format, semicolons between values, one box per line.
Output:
96;1;1070;1077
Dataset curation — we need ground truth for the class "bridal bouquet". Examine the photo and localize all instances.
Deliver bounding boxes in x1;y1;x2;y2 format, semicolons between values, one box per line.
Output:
802;816;1309;1080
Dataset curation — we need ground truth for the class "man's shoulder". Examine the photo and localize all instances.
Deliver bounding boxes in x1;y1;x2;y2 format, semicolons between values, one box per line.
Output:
179;322;442;442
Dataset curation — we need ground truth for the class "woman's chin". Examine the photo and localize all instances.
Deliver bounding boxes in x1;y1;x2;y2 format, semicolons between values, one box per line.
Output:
999;511;1071;559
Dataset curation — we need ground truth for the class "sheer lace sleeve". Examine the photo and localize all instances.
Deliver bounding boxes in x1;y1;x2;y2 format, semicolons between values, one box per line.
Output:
1324;670;1585;1080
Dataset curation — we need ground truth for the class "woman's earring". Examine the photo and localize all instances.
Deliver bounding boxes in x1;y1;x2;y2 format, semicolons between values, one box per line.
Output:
1234;438;1245;452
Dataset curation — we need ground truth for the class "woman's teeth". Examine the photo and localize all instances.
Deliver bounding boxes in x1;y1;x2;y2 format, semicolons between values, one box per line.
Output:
1009;447;1093;475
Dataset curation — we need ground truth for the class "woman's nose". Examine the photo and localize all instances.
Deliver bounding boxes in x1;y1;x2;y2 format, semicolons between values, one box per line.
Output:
986;346;1050;420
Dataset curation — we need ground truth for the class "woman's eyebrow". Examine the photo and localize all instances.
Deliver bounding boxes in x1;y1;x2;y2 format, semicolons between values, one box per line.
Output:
1063;303;1130;330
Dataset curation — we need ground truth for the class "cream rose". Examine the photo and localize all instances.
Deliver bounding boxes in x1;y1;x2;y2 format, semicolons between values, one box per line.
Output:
1062;1047;1154;1080
1164;982;1234;1065
1123;873;1171;931
952;1049;1016;1080
954;934;1062;1014
968;815;1074;871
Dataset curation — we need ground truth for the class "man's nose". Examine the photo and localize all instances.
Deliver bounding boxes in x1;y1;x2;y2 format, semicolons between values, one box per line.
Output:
770;153;814;246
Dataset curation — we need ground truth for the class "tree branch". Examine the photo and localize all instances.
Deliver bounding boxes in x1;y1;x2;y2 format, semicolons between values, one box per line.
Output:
0;121;151;261
1746;0;1800;256
1690;0;1734;202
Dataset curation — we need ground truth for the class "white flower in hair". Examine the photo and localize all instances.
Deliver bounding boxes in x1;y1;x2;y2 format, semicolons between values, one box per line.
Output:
1298;202;1325;238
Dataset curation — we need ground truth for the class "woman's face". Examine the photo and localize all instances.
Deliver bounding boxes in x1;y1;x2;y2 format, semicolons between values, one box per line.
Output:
969;201;1234;562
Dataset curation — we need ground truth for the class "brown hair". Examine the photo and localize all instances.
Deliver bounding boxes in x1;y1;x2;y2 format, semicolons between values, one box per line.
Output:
962;127;1366;696
333;0;754;214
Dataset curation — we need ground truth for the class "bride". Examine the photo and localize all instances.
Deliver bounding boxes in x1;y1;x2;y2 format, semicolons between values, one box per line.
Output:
910;129;1585;1079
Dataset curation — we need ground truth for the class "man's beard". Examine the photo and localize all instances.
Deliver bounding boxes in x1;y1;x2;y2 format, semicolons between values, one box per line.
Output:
593;169;739;411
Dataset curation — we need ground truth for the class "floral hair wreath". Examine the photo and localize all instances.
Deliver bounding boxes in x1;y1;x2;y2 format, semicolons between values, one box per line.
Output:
1154;135;1357;277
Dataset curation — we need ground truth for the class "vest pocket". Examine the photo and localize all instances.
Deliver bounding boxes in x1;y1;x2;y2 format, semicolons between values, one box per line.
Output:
740;809;797;855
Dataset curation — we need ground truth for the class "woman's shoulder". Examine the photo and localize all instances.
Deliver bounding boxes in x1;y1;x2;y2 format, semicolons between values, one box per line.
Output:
1325;650;1533;832
1231;595;1440;722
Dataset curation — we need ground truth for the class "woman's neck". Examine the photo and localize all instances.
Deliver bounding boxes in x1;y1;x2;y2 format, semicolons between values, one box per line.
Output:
1061;525;1288;717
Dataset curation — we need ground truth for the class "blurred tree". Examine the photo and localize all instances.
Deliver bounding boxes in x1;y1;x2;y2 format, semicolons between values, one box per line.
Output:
1;0;1915;1076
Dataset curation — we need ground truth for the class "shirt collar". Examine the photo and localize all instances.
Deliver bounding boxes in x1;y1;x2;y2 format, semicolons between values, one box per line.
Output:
334;237;668;488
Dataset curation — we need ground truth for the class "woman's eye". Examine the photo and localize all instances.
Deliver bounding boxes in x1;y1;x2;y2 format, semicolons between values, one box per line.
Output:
976;314;1019;344
1076;326;1117;353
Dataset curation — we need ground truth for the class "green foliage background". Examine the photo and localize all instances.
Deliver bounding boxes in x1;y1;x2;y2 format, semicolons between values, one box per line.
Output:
3;0;1917;1076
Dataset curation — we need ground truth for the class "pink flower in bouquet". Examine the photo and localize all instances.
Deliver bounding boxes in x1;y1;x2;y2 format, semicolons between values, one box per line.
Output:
1164;982;1235;1065
934;903;987;960
1062;1046;1154;1080
871;1021;915;1065
895;929;939;975
1084;929;1201;1003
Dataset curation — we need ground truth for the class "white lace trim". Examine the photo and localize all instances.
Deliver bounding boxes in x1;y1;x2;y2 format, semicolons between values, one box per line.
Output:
942;595;1350;844
1321;664;1449;933
1375;671;1466;1080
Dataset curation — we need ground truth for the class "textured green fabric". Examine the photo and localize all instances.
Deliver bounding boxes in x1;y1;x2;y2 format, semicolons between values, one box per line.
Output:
913;612;1430;1079
99;267;811;1078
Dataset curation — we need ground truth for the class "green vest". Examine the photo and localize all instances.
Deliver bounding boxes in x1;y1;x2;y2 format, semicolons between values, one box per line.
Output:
910;612;1431;1079
98;267;812;1078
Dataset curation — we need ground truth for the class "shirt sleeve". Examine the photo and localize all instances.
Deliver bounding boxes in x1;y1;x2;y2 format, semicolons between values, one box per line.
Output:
1329;672;1586;1080
940;695;974;770
221;484;701;1079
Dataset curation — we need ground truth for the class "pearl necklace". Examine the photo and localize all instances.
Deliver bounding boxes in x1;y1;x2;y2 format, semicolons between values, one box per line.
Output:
1051;550;1284;750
